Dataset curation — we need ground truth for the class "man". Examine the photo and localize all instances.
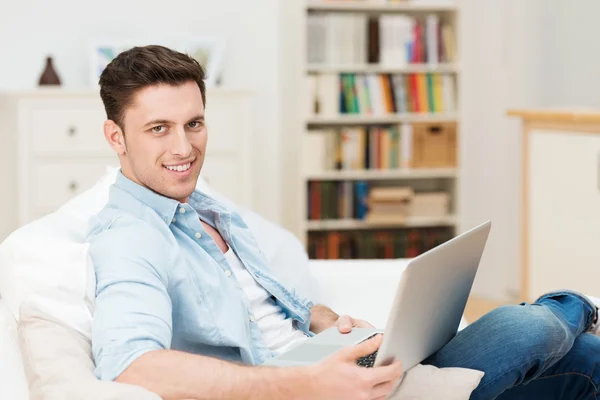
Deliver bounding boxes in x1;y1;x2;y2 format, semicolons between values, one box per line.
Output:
88;45;600;400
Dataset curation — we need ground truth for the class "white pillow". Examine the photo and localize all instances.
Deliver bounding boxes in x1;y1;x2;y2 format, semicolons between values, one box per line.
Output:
392;364;484;400
0;166;122;329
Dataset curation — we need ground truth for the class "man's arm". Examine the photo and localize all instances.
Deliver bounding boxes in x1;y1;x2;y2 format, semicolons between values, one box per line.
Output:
117;349;310;400
118;336;402;400
310;304;376;334
310;304;340;333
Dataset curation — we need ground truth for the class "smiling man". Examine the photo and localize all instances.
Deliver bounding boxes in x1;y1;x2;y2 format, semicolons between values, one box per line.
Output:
88;45;400;400
88;45;600;400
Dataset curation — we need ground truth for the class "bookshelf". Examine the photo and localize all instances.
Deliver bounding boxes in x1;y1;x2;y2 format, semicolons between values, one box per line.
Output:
307;113;458;125
306;2;458;13
305;167;457;181
300;0;460;261
306;215;457;231
307;63;458;74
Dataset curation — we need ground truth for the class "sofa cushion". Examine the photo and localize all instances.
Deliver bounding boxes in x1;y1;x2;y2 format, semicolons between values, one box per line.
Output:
0;298;29;400
392;364;484;399
18;297;160;400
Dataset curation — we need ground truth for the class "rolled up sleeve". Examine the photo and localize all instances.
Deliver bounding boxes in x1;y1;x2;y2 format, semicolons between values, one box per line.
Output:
89;221;173;381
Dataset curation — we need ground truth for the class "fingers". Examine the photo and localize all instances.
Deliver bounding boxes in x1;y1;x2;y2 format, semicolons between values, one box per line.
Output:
337;315;354;333
368;360;403;386
339;334;383;361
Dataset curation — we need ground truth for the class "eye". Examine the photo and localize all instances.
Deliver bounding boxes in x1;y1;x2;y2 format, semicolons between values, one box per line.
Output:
152;125;165;133
188;121;204;129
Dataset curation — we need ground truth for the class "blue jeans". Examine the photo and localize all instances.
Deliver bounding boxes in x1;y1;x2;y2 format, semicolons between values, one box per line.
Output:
424;291;600;399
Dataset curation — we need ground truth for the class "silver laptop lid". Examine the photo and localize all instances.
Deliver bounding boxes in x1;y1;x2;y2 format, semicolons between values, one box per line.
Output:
375;221;492;370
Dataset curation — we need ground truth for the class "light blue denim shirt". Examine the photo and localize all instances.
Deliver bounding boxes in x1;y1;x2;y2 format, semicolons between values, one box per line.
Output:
87;172;314;381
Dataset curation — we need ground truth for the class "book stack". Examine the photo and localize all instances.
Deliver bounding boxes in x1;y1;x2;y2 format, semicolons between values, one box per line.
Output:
307;227;453;260
307;13;456;66
409;192;450;217
366;186;414;224
307;72;456;117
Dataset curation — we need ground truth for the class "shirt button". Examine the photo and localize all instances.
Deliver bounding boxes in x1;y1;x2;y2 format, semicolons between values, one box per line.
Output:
249;315;255;323
172;218;176;223
179;207;186;214
225;270;232;277
195;232;202;239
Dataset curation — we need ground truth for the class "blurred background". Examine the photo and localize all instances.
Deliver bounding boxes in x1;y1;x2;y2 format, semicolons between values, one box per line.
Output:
1;0;600;317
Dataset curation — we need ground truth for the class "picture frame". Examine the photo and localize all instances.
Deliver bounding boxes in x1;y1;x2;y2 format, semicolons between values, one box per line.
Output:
89;41;140;87
88;38;226;88
179;37;226;87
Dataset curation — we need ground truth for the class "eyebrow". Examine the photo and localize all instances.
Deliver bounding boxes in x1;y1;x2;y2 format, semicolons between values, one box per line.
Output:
142;115;205;128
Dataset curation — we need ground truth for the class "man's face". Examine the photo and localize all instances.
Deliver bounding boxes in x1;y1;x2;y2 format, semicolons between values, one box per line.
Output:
106;81;207;203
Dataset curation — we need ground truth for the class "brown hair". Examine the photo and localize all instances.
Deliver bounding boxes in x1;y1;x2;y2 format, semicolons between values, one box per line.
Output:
99;45;206;129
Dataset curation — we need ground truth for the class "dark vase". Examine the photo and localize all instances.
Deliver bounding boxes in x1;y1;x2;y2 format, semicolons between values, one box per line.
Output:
38;56;61;86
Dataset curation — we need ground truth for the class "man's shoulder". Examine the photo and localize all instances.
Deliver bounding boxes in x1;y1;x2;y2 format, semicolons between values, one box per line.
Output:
87;207;174;267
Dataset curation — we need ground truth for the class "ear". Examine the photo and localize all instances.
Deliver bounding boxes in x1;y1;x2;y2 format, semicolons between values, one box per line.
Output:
104;120;127;155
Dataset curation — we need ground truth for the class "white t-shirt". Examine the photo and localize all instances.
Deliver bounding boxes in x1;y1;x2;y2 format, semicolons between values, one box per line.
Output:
224;248;309;354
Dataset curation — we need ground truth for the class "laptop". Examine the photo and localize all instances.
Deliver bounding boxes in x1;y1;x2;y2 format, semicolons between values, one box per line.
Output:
265;221;491;370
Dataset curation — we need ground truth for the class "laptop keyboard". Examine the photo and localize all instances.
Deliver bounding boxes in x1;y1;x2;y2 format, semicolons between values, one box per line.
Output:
357;350;378;368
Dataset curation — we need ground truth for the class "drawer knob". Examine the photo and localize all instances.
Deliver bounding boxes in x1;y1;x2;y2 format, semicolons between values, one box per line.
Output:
68;181;79;192
67;126;77;137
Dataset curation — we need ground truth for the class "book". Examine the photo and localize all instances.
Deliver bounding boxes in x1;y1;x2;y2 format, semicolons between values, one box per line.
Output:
333;72;455;115
369;186;415;202
307;13;455;66
307;227;453;260
354;181;369;219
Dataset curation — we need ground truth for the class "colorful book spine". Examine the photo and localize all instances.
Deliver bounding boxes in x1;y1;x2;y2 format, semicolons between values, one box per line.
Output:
354;181;369;219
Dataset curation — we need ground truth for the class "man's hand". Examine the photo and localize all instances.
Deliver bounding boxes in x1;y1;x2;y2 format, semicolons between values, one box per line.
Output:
300;334;403;400
310;304;376;334
335;314;376;334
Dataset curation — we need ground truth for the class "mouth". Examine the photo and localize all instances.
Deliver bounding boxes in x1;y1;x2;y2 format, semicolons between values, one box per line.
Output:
163;159;195;176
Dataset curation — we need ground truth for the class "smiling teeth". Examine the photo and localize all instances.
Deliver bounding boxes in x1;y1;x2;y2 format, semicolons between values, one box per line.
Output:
165;163;191;172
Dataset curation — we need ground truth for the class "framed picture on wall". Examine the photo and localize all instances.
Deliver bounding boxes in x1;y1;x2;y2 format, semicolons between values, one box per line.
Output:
88;41;138;87
88;38;226;88
179;37;226;87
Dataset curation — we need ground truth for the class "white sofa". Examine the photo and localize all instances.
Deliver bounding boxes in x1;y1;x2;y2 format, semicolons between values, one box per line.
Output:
0;168;482;399
0;258;418;400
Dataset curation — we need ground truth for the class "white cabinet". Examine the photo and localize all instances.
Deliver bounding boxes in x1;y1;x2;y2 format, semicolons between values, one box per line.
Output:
510;109;600;301
0;89;254;242
529;130;600;298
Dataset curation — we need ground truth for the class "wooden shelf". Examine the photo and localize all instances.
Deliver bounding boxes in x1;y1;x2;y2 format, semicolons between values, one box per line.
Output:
307;63;458;74
306;215;457;231
306;1;457;13
305;168;458;180
307;113;458;125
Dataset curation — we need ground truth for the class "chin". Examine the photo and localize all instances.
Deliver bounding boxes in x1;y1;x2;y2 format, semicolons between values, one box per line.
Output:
166;187;194;200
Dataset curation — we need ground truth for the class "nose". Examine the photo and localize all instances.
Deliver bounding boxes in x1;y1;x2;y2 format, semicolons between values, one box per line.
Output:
171;127;192;157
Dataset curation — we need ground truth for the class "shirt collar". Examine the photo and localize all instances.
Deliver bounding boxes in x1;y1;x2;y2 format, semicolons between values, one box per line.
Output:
113;171;182;224
113;170;231;224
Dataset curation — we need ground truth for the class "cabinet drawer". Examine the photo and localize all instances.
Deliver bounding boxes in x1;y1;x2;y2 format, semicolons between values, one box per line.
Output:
24;98;112;156
29;158;119;211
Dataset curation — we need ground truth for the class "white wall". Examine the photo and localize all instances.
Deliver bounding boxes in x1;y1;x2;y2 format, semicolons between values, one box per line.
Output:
459;0;546;301
539;0;600;107
0;0;284;224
